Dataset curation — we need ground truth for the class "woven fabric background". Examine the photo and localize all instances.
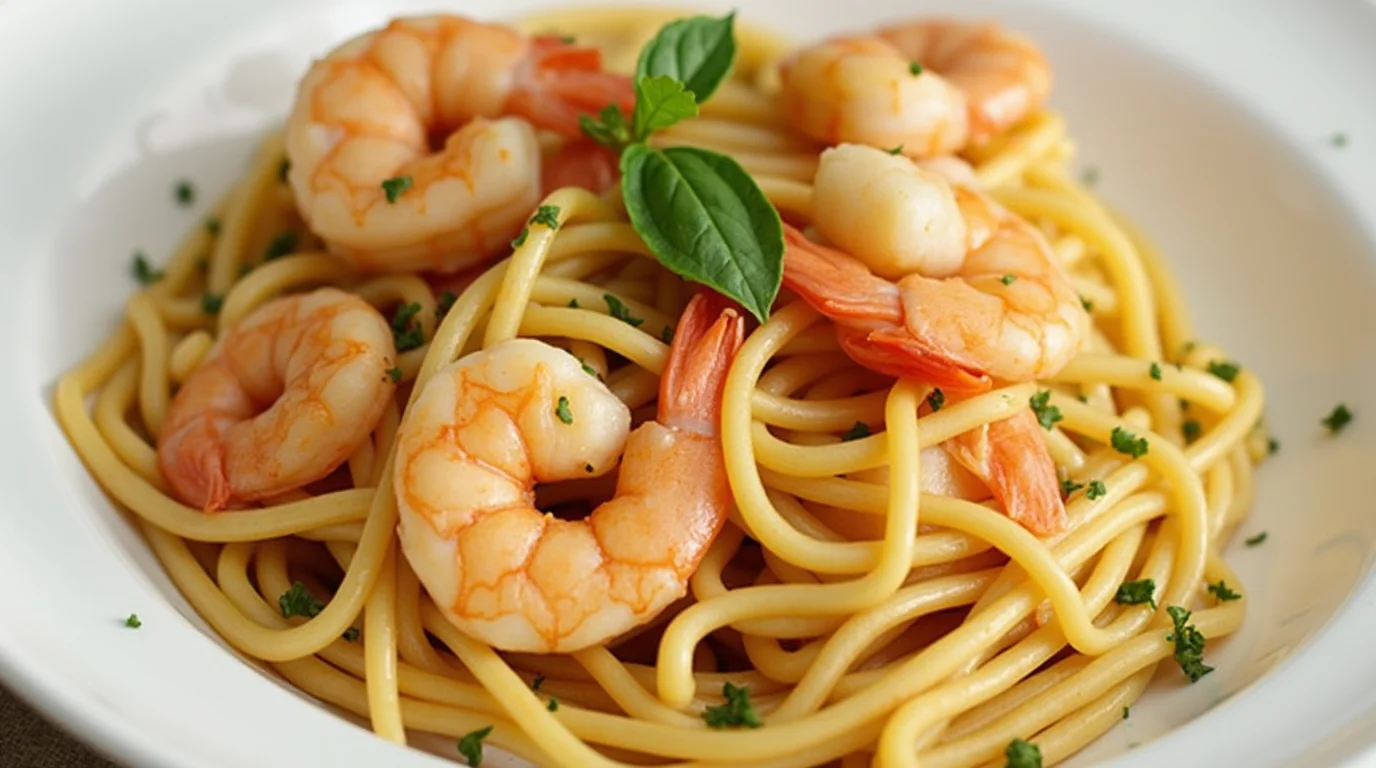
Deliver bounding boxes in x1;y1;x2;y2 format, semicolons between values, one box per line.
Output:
0;685;117;767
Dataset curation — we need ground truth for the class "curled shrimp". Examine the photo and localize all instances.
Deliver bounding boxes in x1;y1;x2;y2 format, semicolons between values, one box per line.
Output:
285;15;633;274
779;19;1051;157
786;144;1085;535
394;293;744;652
157;288;397;511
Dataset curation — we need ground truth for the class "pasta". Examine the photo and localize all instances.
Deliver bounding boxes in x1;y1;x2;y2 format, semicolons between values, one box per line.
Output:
54;7;1269;767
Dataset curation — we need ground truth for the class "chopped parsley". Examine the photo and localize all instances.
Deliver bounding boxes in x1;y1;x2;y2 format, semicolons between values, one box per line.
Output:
131;251;163;285
1004;738;1042;768
1080;295;1094;312
511;204;562;247
567;298;580;308
547;698;559;712
603;293;645;327
580;360;598;377
1268;437;1280;455
926;388;945;412
201;292;225;315
435;290;457;320
1122;705;1130;720
1080;166;1100;187
908;61;923;76
1109;426;1148;459
124;613;142;629
342;627;360;641
391;302;424;352
531;675;545;691
1086;480;1107;500
174;180;195;206
1322;403;1353;434
263;230;298;261
205;218;221;236
457;725;493;766
385;367;403;383
1207;360;1240;382
1029;390;1063;431
1182;419;1202;444
885;144;905;155
703;682;762;729
380;175;413;203
1114;578;1156;610
1001;274;1017;286
1149;362;1162;381
841;422;870;441
1060;478;1084;496
555;396;574;425
1245;531;1268;547
278;581;324;619
1332;132;1349;148
1165;605;1213;683
277;158;290;183
1207;580;1241;602
661;324;675;344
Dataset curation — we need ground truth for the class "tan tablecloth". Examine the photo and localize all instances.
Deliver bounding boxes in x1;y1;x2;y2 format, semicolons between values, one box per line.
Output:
0;685;117;767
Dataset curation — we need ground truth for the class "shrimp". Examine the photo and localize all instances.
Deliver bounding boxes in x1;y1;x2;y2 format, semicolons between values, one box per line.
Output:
157;288;397;511
779;20;1051;157
393;293;744;652
285;16;634;274
785;144;1086;535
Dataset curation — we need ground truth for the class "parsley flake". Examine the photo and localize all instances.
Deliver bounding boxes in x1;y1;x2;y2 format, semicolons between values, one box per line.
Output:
131;251;163;285
556;396;574;425
1208;580;1241;602
277;158;290;183
1268;437;1280;455
1001;274;1017;286
380;175;413;203
1322;403;1353;434
263;230;298;261
1207;360;1241;382
1165;605;1213;683
530;204;561;229
1245;531;1268;547
580;360;599;377
1122;706;1130;720
511;227;530;248
532;675;545;691
391;302;424;352
1182;419;1202;444
1029;390;1063;431
205;218;221;236
841;422;870;441
926;388;944;412
1086;480;1107;500
1060;478;1084;496
603;294;645;327
385;367;403;383
548;698;559;711
908;61;923;76
201;292;225;315
174;180;195;206
1004;738;1042;768
124;613;142;629
661;325;675;344
1080;295;1094;312
1114;578;1156;610
703;682;762;729
278;581;323;619
342;627;360;641
1149;362;1162;381
568;298;580;308
1332;132;1350;148
1110;427;1148;459
885;144;904;155
435;290;457;320
457;725;494;767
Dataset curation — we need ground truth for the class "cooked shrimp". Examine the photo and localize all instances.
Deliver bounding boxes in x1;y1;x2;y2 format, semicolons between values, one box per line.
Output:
779;20;1051;157
787;144;1088;389
157;288;397;510
285;15;634;273
394;293;744;652
943;410;1066;535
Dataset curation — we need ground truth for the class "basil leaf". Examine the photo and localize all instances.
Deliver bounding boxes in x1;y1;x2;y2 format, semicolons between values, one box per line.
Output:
632;75;700;140
620;144;782;322
635;13;737;104
579;104;631;152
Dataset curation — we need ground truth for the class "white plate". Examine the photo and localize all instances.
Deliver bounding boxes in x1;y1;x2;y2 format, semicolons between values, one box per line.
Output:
1;0;1374;766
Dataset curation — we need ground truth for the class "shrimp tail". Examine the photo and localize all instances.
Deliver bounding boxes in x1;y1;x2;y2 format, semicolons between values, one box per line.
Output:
860;327;994;392
509;37;635;137
659;291;745;434
944;409;1066;536
159;421;233;512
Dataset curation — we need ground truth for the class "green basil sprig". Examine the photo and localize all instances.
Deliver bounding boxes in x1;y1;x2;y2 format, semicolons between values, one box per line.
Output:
579;12;782;322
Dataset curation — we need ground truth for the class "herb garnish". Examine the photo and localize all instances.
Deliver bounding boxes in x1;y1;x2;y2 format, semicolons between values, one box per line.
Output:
1114;578;1157;610
131;251;163;285
277;158;290;183
702;682;762;729
436;290;457;320
457;725;494;766
263;231;298;261
1149;362;1162;381
1001;274;1017;286
278;581;323;619
205;218;221;236
580;14;783;321
926;388;944;412
661;325;675;344
555;396;574;425
201;292;225;315
1208;580;1241;602
1207;360;1240;382
1029;390;1063;431
908;61;923;76
1060;479;1084;496
1004;738;1042;768
385;367;403;383
391;302;424;352
380;175;413;203
603;294;644;327
841;422;870;441
511;204;564;248
1322;403;1353;434
1332;132;1350;148
1165;605;1213;683
342;627;360;641
1110;427;1148;459
1086;480;1107;500
175;180;195;206
1245;531;1268;547
1182;419;1201;444
885;144;904;155
124;613;142;629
